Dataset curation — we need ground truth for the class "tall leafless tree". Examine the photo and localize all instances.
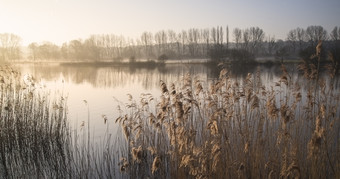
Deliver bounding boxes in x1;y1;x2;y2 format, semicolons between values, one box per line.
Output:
233;28;242;49
141;32;153;58
242;29;250;51
306;25;328;46
226;26;229;49
0;33;22;61
202;28;210;57
287;29;297;54
267;35;276;56
295;27;306;51
330;26;340;41
249;27;265;55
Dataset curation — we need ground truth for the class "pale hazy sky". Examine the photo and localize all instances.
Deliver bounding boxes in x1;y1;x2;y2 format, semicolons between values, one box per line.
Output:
1;0;339;45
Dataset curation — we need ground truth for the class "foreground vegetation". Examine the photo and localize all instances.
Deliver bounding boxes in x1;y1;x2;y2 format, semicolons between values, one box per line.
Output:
0;65;71;178
116;48;340;178
0;42;339;178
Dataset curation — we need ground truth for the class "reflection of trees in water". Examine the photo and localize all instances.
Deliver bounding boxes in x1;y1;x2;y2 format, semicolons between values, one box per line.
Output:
15;63;340;90
91;65;212;90
16;64;213;90
223;63;283;78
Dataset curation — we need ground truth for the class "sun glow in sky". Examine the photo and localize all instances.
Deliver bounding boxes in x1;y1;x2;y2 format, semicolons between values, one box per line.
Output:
1;0;339;45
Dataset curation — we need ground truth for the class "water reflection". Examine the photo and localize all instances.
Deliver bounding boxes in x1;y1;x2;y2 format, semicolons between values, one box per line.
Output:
16;64;217;90
13;63;340;140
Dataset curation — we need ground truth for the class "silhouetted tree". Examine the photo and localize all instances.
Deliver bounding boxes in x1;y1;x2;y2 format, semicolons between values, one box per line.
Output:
68;40;83;60
61;43;68;59
202;28;210;56
180;30;188;57
242;29;250;51
287;29;297;54
306;25;328;47
329;26;340;72
83;37;100;60
28;42;38;61
37;42;60;60
211;27;217;45
267;35;277;56
188;28;199;57
0;33;21;61
233;28;242;49
219;26;223;45
249;27;265;55
10;25;340;63
330;26;340;41
141;32;153;58
296;27;306;51
226;26;229;49
275;40;289;62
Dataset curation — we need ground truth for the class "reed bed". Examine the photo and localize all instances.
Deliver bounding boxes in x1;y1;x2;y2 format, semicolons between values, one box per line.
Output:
116;43;340;178
0;65;122;178
0;65;72;178
0;41;339;178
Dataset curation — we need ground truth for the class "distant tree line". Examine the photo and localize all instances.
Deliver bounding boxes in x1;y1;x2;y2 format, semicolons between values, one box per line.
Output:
0;25;339;63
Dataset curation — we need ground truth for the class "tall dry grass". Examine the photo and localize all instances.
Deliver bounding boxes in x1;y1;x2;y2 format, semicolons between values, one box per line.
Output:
0;40;338;178
116;41;340;178
0;65;71;178
0;65;123;178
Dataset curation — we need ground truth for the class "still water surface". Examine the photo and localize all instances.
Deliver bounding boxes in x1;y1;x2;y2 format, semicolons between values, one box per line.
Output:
14;63;217;139
14;63;337;141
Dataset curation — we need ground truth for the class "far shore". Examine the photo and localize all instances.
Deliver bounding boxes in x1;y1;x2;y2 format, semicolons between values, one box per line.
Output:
4;57;305;67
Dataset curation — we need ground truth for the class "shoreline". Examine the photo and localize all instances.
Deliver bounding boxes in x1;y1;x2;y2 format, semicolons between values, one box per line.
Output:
4;58;312;67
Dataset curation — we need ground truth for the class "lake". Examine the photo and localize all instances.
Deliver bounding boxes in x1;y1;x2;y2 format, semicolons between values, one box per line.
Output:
14;62;339;141
8;62;340;178
14;63;217;140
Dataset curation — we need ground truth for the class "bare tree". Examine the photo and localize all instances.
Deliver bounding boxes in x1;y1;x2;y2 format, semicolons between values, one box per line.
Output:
176;32;182;57
0;33;22;61
267;35;276;56
167;30;177;56
180;30;187;56
154;32;162;56
242;29;250;51
61;43;68;59
329;26;340;61
219;26;223;45
287;29;297;54
226;26;229;49
211;27;217;45
249;27;265;54
188;28;199;56
202;28;210;56
233;28;242;49
28;42;38;61
275;39;289;62
39;42;61;60
154;30;168;56
161;30;168;53
68;39;83;60
216;26;220;45
141;31;153;58
306;25;328;46
83;37;100;60
295;27;306;51
211;26;223;47
330;26;340;41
